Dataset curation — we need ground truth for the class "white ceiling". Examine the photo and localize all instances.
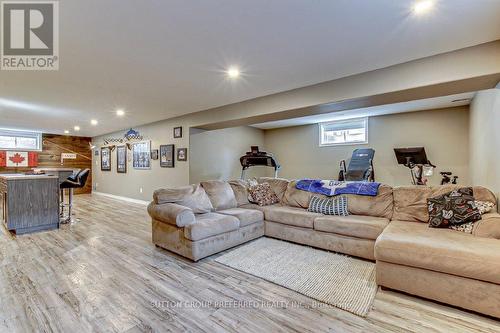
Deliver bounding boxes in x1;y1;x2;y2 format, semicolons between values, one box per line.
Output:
0;0;499;137
251;92;475;129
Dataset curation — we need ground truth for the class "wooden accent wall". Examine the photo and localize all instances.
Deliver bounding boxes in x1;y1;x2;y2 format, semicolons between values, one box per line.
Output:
0;134;92;194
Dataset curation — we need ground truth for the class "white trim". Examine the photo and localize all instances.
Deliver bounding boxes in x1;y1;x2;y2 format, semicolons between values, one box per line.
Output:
92;191;149;205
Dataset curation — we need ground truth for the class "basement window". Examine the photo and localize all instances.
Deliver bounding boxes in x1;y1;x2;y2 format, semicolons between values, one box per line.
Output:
319;118;368;146
0;129;42;151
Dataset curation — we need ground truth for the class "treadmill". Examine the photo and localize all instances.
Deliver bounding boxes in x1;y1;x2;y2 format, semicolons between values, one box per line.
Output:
240;146;280;179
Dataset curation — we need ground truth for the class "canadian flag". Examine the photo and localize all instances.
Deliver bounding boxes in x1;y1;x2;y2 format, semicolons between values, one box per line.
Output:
0;151;38;167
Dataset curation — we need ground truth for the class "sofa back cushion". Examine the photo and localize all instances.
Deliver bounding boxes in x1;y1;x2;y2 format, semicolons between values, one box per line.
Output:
228;179;250;206
393;185;497;223
257;177;289;201
346;184;393;219
282;180;393;219
200;180;238;210
282;180;313;208
153;184;213;213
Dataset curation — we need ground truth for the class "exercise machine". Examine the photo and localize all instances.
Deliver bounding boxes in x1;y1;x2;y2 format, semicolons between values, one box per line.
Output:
394;147;435;185
240;146;280;179
440;171;458;185
338;148;375;182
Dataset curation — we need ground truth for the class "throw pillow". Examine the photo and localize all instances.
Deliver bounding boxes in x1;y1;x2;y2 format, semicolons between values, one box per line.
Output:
308;196;349;216
427;187;481;228
475;200;494;215
248;183;279;206
449;201;494;234
449;222;474;234
256;177;289;201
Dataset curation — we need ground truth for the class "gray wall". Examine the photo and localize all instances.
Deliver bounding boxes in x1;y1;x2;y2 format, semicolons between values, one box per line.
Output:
469;89;500;199
93;116;192;201
93;106;471;201
189;126;266;184
263;107;470;186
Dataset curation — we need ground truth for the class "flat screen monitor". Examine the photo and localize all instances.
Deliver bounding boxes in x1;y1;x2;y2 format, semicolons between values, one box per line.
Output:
394;147;429;165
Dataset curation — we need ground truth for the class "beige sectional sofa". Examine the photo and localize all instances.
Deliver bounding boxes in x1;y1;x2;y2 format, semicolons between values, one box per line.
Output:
148;177;500;318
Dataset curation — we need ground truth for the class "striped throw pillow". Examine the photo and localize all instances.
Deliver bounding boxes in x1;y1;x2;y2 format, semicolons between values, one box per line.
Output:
308;196;349;216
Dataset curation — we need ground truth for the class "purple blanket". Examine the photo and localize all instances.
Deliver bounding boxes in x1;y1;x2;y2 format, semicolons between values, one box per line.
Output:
296;179;380;197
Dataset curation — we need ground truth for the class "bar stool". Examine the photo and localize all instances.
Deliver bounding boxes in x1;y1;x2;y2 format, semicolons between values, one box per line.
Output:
60;168;90;224
60;169;80;216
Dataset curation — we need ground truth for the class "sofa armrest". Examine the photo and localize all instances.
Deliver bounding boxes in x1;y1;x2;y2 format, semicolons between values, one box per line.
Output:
474;213;500;239
147;202;196;227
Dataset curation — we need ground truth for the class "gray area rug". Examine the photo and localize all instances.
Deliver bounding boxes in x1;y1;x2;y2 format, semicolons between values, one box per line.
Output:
215;237;377;317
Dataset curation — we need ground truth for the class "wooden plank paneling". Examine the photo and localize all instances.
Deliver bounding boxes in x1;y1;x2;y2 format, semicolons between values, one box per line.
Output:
0;134;92;194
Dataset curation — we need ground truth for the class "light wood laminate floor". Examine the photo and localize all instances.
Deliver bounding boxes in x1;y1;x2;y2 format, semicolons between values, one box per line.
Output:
1;194;499;333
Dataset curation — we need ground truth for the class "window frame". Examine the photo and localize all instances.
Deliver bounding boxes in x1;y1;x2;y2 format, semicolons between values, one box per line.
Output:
0;129;42;151
318;117;369;147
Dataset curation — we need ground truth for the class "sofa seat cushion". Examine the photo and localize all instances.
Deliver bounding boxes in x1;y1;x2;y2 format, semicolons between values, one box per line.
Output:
184;213;240;241
264;206;322;228
375;220;500;285
217;208;264;227
314;215;389;240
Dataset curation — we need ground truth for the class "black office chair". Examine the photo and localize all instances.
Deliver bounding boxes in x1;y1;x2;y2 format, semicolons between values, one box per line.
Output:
60;168;90;224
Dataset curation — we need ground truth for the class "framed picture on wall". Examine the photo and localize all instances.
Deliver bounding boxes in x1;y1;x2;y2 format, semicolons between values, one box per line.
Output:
116;145;127;173
132;141;151;169
151;149;159;160
160;144;174;168
177;148;187;161
173;126;182;138
101;147;111;171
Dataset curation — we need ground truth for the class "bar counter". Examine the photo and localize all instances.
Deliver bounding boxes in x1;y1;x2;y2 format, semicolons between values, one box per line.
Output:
0;174;60;234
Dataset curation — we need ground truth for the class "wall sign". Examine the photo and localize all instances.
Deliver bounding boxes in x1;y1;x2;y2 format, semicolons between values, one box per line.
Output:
103;128;144;145
61;153;77;159
0;151;38;167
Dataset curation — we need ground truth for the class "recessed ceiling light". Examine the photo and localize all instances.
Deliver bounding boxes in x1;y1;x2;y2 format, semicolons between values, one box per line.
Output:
413;0;434;14
74;126;80;131
91;119;98;126
116;109;125;116
64;130;69;134
226;67;240;79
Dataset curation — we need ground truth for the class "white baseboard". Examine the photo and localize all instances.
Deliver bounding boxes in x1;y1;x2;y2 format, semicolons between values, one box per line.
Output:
92;191;149;205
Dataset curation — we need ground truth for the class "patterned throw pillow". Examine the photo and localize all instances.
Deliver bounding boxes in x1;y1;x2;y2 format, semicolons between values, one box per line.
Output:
427;187;481;228
449;200;495;234
248;183;279;206
475;200;494;215
449;222;474;234
308;196;349;216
